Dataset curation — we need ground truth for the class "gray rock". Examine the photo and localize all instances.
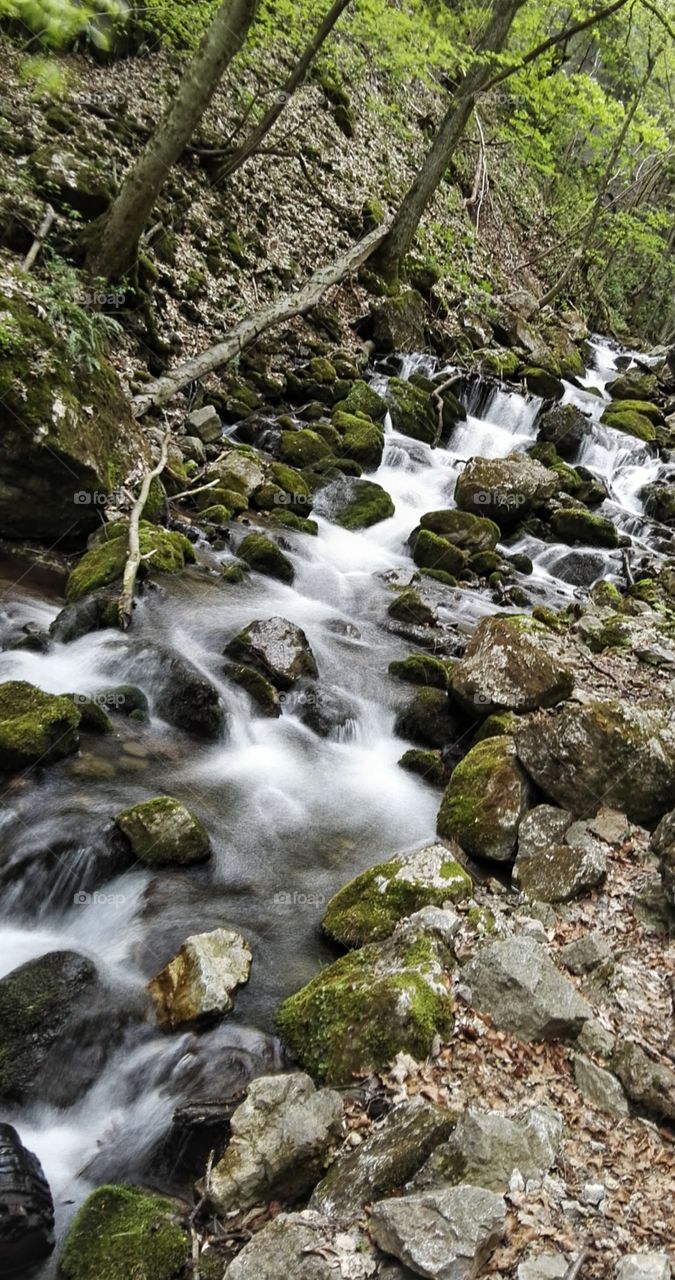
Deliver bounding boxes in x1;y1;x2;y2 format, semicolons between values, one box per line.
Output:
414;1105;562;1194
649;809;675;907
517;1254;568;1280
114;796;211;867
463;939;591;1040
224;616;318;690
514;701;675;824
612;1042;675;1122
561;932;612;975
573;1055;629;1117
178;434;207;463
537;403;590;458
450;616;573;716
576;1019;615;1059
454;453;559;530
615;1255;671;1280
310;1097;454;1217
513;818;607;903
148;928;252;1028
370;1184;506;1280
187;405;222;443
517;806;573;856
226;1210;377;1279
437;736;532;862
209;1073;343;1213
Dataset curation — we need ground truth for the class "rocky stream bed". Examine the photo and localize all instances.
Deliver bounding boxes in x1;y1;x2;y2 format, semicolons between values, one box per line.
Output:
0;323;673;1280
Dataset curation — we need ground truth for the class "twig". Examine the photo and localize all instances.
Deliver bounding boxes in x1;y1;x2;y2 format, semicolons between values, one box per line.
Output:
171;478;222;502
22;204;55;272
563;1245;590;1280
432;374;463;446
117;433;170;629
622;547;635;587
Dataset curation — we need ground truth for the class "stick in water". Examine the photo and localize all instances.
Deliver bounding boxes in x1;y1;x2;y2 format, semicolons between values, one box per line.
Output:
117;432;170;630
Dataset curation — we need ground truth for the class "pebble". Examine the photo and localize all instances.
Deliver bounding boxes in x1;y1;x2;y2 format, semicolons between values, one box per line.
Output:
582;1182;606;1206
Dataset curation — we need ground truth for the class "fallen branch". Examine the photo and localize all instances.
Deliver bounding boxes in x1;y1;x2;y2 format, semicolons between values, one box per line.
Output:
563;1245;590;1280
118;433;170;630
432;374;463;446
131;224;389;417
22;204;55;272
171;478;222;503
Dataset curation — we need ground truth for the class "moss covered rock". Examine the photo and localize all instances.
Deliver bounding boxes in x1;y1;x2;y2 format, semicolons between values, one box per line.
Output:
276;916;454;1083
387;588;436;626
223;663;281;716
268;510;318;535
550;507;618;549
332;410;384;469
437;737;532;861
455;454;558;529
371;290;426;352
599;405;656;442
0;680;80;771
395;687;462;749
606;370;659;401
225;616;318;689
411;528;467;576
398;748;448;787
314;475;394;530
323;842;472;946
389;654;452;689
237;533;295;584
522;367;564;399
279;429;332;467
387;378;437;445
419;509;499;554
58;1185;193;1280
334;379;388;422
114;796;211;866
0;290;145;542
65;522;195;603
450;614;574;715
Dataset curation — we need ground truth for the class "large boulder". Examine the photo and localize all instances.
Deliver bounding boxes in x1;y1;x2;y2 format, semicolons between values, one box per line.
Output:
454;454;558;529
437;737;532;862
416;1105;563;1193
450;616;574;715
276;915;455;1084
537;404;590;459
0;1123;54;1276
419;509;500;555
395;688;464;749
550;508;618;549
611;1041;675;1122
514;700;675;824
0;951;125;1106
606;370;659;401
372;290;426;352
310;1096;454;1217
148;928;252;1028
331;410;384;469
237;532;295;583
65;522;195;603
370;1184;506;1280
114;796;211;866
0;680;80;771
312;475;395;530
649;810;675;907
208;1073;343;1213
58;1185;192;1280
226;1211;376;1280
387;378;438;445
149;647;227;740
0;289;145;543
513;812;607;902
224;616;318;689
411;528;467;576
322;842;471;947
463;938;592;1040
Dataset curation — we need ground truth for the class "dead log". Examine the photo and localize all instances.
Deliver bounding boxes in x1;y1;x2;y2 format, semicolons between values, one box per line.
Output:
117;432;170;630
131;224;389;418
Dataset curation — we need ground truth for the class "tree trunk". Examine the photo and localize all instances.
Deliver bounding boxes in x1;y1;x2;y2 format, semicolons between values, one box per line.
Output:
213;0;351;185
371;0;527;281
86;0;259;282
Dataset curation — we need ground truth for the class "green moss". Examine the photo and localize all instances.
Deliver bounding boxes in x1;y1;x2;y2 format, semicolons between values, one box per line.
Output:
114;796;210;866
323;852;471;947
420;509;499;553
471;711;518;744
387;588;435;625
532;604;564;631
221;562;248;583
478;349;520;378
0;680;80;771
66;523;195;602
600;407;656;442
268;510;318;535
199;504;230;524
398;748;447;786
59;1185;191;1280
269;462;311;503
412;529;466;576
332;410;384;469
420;568;458;586
237;533;294;583
550;460;584;495
590;580;623;609
550;508;618;549
436;736;523;858
141;476;166;523
334;379;388;422
387;377;437;444
470;550;502;575
603;399;662;423
279;429;332;467
332;479;394;530
70;696;113;734
223;664;280;715
276;937;453;1083
389;654;451;689
521;366;564;398
466;905;497;934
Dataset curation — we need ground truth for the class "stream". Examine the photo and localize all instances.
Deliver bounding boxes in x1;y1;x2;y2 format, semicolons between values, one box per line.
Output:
0;335;670;1272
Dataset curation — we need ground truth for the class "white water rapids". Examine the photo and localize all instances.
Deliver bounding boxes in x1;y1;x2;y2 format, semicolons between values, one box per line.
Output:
0;336;670;1270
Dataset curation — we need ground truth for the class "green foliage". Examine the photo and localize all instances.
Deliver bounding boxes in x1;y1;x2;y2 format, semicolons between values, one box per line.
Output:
0;0;128;49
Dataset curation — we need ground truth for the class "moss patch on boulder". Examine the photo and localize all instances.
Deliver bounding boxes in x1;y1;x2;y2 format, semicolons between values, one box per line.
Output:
114;796;211;866
599;406;656;442
550;508;618;549
437;736;531;862
58;1185;193;1280
279;429;332;467
419;509;499;554
322;843;472;946
0;680;80;771
237;533;295;583
223;663;281;716
65;522;195;603
412;528;467;576
387;378;437;445
334;379;388;422
332;410;385;469
389;654;452;689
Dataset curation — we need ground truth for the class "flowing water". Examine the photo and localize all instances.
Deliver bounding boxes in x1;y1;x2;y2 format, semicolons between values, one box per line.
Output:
0;337;671;1271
